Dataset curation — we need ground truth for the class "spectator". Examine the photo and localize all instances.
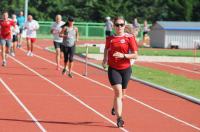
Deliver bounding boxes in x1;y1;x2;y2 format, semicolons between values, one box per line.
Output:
142;20;150;47
105;16;113;36
132;18;140;38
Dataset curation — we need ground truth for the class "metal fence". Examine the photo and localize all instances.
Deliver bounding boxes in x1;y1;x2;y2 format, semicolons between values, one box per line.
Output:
37;21;147;40
37;21;105;39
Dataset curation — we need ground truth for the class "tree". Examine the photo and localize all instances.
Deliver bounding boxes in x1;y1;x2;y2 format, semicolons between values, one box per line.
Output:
0;0;199;22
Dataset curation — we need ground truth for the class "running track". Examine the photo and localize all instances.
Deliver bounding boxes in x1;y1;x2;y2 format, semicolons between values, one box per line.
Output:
0;42;200;131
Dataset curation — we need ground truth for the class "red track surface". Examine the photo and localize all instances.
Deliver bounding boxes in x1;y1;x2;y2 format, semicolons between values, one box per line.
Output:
0;41;200;131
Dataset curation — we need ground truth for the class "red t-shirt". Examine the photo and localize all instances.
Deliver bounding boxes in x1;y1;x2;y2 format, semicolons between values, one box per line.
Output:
0;26;1;38
106;33;138;70
0;19;15;39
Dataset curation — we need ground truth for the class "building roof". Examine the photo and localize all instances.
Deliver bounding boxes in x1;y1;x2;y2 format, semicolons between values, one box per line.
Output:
153;21;200;31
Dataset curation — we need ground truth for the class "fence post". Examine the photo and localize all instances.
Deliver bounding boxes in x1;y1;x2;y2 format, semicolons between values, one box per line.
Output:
83;44;89;76
86;23;89;38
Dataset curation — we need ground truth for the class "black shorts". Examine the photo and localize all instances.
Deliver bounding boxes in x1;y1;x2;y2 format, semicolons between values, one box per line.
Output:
53;41;62;49
108;66;132;89
105;31;112;36
12;35;18;42
62;46;75;63
19;28;23;34
143;31;148;36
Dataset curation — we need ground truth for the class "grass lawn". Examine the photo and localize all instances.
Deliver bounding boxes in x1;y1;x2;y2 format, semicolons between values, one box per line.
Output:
133;65;200;99
139;48;200;57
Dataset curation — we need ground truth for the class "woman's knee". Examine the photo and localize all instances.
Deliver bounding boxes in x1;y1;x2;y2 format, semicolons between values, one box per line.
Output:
113;84;123;98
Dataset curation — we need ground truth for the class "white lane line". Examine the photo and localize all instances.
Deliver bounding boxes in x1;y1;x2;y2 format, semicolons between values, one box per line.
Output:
29;48;200;131
34;45;43;50
0;78;46;132
9;55;128;132
154;62;200;74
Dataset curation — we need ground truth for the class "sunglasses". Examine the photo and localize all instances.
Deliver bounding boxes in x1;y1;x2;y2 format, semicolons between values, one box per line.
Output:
115;23;125;27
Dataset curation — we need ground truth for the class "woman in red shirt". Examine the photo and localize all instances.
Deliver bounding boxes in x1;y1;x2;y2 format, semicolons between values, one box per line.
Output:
102;16;138;127
0;11;15;66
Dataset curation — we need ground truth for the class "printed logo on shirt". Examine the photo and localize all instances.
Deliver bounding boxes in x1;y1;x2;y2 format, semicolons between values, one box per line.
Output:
120;39;126;44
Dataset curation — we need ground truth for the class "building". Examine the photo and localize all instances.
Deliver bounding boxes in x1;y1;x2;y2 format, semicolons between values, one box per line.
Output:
150;21;200;49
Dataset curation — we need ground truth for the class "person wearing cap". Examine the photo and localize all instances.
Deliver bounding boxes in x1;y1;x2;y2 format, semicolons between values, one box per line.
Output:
0;11;15;66
105;16;113;37
59;16;79;78
51;14;65;70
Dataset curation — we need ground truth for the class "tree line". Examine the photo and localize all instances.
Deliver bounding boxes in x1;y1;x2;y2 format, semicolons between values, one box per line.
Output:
1;0;200;23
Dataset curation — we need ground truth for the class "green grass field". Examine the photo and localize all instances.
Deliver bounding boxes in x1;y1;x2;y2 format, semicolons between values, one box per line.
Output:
133;65;200;99
139;48;200;57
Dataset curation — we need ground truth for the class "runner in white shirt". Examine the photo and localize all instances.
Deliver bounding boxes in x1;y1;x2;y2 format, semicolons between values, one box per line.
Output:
24;15;39;56
51;14;65;70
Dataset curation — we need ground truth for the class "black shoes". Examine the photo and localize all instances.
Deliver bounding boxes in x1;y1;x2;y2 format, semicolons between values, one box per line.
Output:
2;60;6;67
62;68;67;75
62;69;73;78
111;108;115;115
111;108;124;127
68;73;73;78
117;117;124;127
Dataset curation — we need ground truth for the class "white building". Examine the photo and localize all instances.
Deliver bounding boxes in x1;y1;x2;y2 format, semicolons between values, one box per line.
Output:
150;21;200;49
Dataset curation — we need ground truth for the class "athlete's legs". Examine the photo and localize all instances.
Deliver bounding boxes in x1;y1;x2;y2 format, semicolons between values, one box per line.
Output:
68;46;75;77
1;44;6;61
56;48;61;70
112;84;123;118
26;38;31;52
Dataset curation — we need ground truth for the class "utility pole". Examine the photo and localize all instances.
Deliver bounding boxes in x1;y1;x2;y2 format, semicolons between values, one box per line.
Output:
24;0;28;21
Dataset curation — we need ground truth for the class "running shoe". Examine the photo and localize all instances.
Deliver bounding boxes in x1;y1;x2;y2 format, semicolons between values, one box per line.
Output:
68;73;73;78
117;117;124;128
111;107;115;115
11;52;15;57
2;60;7;67
62;68;67;75
30;52;34;57
27;51;31;56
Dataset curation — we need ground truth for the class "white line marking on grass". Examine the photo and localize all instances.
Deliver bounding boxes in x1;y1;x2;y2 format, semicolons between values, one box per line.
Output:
29;48;200;131
154;62;200;74
0;78;46;132
9;55;129;132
